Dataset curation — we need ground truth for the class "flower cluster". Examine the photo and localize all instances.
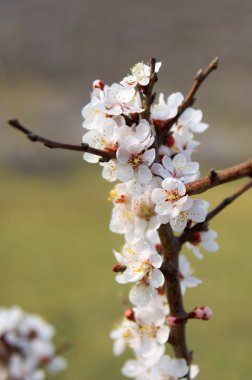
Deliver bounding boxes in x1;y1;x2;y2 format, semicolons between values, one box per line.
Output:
0;306;67;380
81;61;219;379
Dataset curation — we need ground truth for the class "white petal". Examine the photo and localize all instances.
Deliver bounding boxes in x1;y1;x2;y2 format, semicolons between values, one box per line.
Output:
113;338;126;356
142;149;156;165
116;164;134;181
122;360;139;378
129;283;152;306
149;268;165;288
151;188;167;204
156;325;170;344
83;152;100;163
138;165;153;184
190;122;208;133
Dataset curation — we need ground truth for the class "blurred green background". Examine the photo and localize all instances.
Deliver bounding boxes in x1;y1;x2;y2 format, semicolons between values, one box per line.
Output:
0;1;252;379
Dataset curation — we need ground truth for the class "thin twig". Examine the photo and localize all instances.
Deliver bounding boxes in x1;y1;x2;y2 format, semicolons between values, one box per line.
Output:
180;180;252;243
8;119;116;162
141;58;157;121
157;57;219;144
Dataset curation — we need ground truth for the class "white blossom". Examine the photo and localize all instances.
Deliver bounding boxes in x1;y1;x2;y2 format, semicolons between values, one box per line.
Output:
151;92;184;122
179;255;202;295
121;61;161;88
186;229;219;259
152;153;199;183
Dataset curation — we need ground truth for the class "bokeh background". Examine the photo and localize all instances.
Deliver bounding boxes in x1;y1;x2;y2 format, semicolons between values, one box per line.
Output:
0;1;252;379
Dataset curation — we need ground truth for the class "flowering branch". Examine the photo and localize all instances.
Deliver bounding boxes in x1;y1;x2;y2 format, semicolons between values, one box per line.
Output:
157;57;219;144
8;118;115;162
180;180;252;244
7;58;252;380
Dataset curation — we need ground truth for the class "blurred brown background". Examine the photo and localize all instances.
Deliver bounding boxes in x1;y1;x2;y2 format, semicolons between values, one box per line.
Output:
0;0;251;171
0;2;252;380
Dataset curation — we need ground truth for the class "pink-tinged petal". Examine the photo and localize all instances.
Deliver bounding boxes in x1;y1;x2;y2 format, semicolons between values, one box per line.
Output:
185;162;200;173
156;325;170;344
122;360;139;378
136;120;151;141
188;202;207;223
176;195;190;207
150;252;163;268
116;164;134;181
138;165;152;184
129;283;152;307
151;163;163;176
149;268;164;288
162;155;173;172
173;153;187;173
155;202;173;215
151;189;167;204
117;148;131;164
142;149;156;165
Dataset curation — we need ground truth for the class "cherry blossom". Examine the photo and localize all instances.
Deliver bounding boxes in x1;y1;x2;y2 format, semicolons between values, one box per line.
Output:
179;255;202;295
151;92;184;125
152;153;199;183
186;229;219;259
121;61;161;88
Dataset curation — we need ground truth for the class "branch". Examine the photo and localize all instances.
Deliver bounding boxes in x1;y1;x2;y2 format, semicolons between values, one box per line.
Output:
141;58;157;121
180;180;252;244
158;223;192;371
8;119;116;162
186;159;252;195
157;57;219;144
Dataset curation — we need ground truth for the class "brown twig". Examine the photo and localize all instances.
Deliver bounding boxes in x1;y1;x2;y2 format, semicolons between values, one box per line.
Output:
180;180;252;244
157;57;219;144
186;159;252;195
8;119;116;162
141;58;157;121
158;224;192;375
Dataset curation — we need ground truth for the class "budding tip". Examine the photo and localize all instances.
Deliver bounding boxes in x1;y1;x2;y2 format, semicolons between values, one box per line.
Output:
124;309;135;321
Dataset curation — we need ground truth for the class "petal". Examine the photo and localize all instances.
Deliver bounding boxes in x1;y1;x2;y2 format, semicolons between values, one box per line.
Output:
117;147;131;164
122;360;139;378
83;152;100;163
151;189;167;204
149;268;165;288
149;252;163;268
156;325;170;344
116;164;134;181
173;154;187;173
129;283;152;306
138;165;153;184
190;122;208;133
162;155;174;172
142;149;156;165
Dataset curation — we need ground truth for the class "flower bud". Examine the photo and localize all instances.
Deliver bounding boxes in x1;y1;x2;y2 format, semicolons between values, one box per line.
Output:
112;264;126;273
190;306;213;320
92;79;105;90
124;309;135;321
167;315;183;327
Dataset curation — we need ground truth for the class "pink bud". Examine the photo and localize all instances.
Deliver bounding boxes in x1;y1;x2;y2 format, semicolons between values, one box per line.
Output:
201;306;213;320
92;79;105;90
167;315;183;327
191;306;213;320
112;264;126;273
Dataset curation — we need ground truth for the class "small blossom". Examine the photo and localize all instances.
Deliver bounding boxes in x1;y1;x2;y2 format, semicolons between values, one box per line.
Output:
179;255;202;295
170;199;208;233
186;229;219;259
152;153;200;183
151;92;184;124
121;61;161;88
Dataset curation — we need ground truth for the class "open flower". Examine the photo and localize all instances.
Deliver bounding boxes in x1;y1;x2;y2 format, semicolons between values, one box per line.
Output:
170;199;208;233
152;154;199;183
121;61;161;88
179;255;202;295
186;229;219;259
151;178;190;220
113;239;164;289
151;92;184;124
